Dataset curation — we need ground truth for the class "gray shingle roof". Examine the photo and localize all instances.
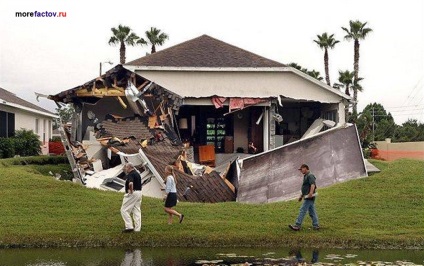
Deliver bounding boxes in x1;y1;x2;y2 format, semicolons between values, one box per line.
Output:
126;34;286;68
0;87;55;115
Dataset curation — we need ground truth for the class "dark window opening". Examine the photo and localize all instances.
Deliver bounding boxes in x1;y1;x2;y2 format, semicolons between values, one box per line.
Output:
0;111;15;138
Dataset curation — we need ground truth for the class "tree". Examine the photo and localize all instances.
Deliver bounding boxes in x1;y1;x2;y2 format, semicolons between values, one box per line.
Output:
357;103;396;146
288;63;323;81
337;70;354;96
143;27;169;54
306;70;323;81
108;24;141;64
394;119;424;142
342;20;372;115
54;104;74;129
314;33;339;86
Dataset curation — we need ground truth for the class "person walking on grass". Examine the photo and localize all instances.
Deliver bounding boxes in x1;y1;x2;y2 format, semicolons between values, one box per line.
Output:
121;162;142;233
289;164;320;231
163;165;184;224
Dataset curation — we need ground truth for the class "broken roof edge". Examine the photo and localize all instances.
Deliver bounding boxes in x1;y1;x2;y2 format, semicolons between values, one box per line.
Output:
48;65;184;103
183;96;340;105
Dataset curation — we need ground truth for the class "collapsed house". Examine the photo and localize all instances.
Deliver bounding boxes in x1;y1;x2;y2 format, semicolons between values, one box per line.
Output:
46;34;367;203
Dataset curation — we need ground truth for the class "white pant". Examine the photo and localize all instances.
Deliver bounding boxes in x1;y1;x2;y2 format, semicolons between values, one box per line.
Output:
120;191;142;231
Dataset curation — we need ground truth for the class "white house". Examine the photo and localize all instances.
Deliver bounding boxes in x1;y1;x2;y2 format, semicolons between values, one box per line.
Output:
0;87;57;155
46;35;364;203
125;35;352;153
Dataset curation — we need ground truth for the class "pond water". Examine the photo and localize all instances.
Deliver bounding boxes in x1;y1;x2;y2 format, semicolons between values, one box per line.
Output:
0;247;423;266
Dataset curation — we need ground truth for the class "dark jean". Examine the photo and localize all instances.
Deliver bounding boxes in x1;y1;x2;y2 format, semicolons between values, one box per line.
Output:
295;199;319;227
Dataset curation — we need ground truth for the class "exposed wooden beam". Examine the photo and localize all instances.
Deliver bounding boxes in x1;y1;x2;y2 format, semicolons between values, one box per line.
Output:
75;87;125;97
137;80;150;90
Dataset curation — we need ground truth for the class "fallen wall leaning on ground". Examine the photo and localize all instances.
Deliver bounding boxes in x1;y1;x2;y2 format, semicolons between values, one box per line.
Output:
237;124;367;203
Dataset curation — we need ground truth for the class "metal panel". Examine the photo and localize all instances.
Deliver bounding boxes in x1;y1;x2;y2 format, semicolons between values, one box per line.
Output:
237;124;367;203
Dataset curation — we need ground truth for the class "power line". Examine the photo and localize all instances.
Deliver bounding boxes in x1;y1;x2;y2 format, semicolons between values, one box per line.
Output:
389;108;424;113
386;104;424;109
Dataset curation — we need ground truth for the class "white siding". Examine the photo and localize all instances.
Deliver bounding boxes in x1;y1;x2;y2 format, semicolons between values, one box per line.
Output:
0;104;55;155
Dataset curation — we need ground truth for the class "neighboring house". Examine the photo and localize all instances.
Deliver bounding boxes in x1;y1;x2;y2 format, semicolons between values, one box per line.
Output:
0;87;57;155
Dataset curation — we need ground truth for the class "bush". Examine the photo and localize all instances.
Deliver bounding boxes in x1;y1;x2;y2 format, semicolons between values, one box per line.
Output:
0;138;15;158
49;141;65;155
0;155;68;167
13;129;41;157
50;136;62;142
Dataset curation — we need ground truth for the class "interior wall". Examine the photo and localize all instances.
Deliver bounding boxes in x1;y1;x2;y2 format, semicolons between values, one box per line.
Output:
233;109;249;152
80;97;136;140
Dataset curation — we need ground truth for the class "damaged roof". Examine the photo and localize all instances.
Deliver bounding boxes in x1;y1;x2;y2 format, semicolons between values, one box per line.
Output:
126;34;286;68
99;116;235;203
48;64;181;105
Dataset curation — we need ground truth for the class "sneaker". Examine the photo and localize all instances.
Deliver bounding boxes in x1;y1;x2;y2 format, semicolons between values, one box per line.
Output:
289;224;300;231
179;214;185;223
313;226;320;230
122;228;134;233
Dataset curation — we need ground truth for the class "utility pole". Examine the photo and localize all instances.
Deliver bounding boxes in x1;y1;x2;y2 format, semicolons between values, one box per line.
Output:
372;107;375;143
99;61;113;76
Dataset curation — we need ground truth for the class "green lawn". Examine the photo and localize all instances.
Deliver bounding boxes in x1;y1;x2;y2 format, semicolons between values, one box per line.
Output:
0;158;423;249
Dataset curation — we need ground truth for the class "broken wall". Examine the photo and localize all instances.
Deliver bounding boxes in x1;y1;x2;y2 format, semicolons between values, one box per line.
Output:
237;124;367;203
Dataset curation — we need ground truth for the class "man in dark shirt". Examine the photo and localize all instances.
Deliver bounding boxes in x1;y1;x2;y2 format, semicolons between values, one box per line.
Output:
120;162;142;233
289;164;320;231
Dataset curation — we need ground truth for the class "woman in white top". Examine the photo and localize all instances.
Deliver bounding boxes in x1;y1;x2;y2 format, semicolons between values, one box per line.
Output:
163;165;184;224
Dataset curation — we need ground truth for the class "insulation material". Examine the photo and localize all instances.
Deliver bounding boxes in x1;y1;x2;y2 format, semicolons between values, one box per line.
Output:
237;124;367;203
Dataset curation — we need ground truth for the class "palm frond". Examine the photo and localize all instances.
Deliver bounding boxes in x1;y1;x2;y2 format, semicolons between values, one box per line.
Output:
108;36;119;45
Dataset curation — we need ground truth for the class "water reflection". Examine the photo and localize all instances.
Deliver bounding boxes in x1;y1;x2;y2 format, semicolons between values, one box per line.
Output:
0;247;423;266
121;249;142;266
289;248;319;263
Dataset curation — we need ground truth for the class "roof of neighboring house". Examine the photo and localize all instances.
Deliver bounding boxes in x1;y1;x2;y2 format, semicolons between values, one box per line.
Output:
126;34;286;68
0;87;56;117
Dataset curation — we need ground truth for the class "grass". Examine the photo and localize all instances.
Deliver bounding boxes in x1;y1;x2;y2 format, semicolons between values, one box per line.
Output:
0;158;423;249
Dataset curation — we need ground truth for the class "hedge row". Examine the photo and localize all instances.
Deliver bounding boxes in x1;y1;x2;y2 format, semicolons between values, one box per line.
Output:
0;155;68;167
0;129;42;158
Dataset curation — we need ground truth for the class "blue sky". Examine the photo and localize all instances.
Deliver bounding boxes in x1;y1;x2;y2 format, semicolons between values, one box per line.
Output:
1;0;423;124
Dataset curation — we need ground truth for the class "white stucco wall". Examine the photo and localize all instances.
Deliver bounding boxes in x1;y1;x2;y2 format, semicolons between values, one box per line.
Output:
134;69;346;103
0;104;55;155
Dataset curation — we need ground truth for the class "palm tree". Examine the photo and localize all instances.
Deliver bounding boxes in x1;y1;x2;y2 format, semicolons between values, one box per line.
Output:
289;63;323;81
144;27;169;53
314;33;339;86
108;24;141;64
342;20;372;115
338;70;354;96
307;70;324;81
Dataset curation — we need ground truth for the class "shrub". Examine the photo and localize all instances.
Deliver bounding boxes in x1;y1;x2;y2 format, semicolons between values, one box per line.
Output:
0;138;15;158
13;129;41;156
50;136;62;142
0;155;68;166
49;141;65;155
